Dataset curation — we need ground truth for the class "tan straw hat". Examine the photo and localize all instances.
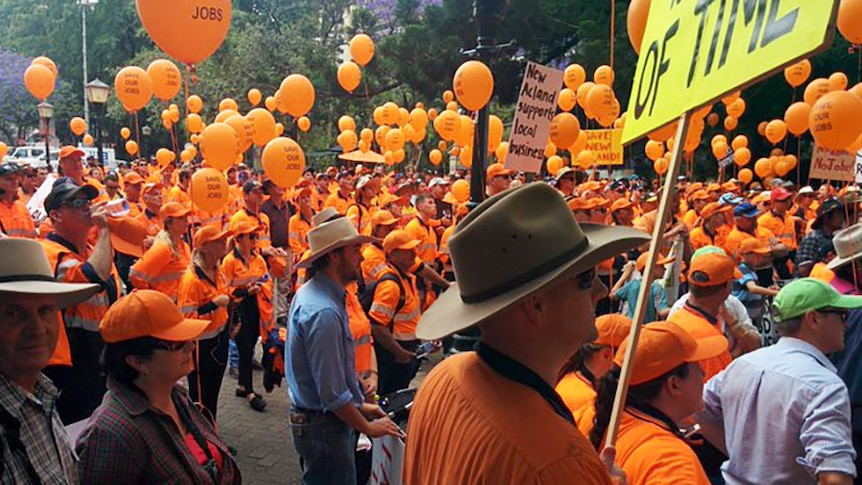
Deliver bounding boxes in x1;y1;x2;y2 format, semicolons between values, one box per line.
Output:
296;218;374;269
416;183;650;340
312;207;340;227
0;238;99;308
827;223;862;270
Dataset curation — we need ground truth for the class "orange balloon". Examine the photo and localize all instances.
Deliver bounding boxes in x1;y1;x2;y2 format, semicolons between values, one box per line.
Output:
754;158;773;178
442;90;454;104
577;150;596;170
721;91;741;106
459;145;473;168
774;158;790;177
810;90;862;150
784;154;798;170
433;109;461;142
724;116;738;131
593;65;614;86
648;121;677;142
549;113;581;149
731;135;748;151
125;140;139;156
429;149;443;166
147;59;181;101
114;66;152;112
135;0;231;64
765;119;787;144
546;155;564;176
186;114;204;134
838;0;862;44
262;137;305;188
297;116;311;132
558;88;577;112
564;64;586;91
804;78;830;106
82;134;94;147
218;98;237;112
645;140;664;161
488;115;504;153
23;64;55;100
190;167;228;213
338;130;358;153
784;59;811;88
654;157;669;175
225;115;254;153
277;74;315;117
155;148;173;167
726;98;746;118
453;60;494;111
337;61;362;93
712;141;729;159
120;127;131;140
829;72;849;91
738;168;753;184
31;57;58;78
784;102;811;136
571;130;588;154
451;179;470;203
243;89;261;107
586;84;615;120
215;109;240;123
577;82;595;110
495;142;509;164
851;83;862;99
349;34;375;66
264;96;277;112
734;147;751;166
711;134;727;147
69;117;87;137
187;95;203;114
627;0;651;54
706;113;719;127
199;122;239;170
757;121;767;136
246;108;277;147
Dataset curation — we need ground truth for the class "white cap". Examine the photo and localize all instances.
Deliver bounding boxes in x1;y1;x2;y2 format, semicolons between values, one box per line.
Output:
355;175;373;189
428;177;449;188
798;185;815;195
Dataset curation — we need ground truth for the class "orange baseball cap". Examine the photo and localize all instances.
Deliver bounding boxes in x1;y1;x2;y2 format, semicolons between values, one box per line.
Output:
231;219;260;235
688;252;740;286
636;252;675;272
706;183;721;193
100;290;209;344
193;226;231;247
486;163;513;180
594;314;632;348
613;321;728;385
159;202;191;219
587;197;609;209
579;181;602;193
739;237;771;255
371;210;398;229
751;192;771;205
123;172;144;185
722;181;739;192
700;202;733;221
610;198;633;213
59;146;85;160
378;192;401;208
383;229;420;253
141;182;165;197
567;197;591;211
108;217;147;258
689;189;711;201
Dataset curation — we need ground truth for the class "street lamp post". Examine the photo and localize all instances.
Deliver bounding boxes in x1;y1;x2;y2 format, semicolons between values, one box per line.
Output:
141;126;152;161
86;79;110;168
79;0;99;125
37;102;54;168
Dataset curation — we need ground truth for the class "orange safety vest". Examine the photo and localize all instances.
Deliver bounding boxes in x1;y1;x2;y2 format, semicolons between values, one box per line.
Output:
222;248;274;339
724;226;775;260
689;224;730;251
178;264;229;340
405;216;439;266
324;191;353;215
0;200;37;238
288;212;312;256
346;202;376;236
368;265;422;341
361;243;389;284
346;282;373;373
230;208;272;249
757;211;797;249
129;239;191;299
136;209;163;237
41;234;121;366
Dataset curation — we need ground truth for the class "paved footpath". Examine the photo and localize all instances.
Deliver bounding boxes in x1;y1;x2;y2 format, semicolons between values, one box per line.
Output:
215;349;439;484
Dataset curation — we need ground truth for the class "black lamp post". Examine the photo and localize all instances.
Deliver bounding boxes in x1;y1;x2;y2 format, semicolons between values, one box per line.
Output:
37;101;54;167
85;79;110;167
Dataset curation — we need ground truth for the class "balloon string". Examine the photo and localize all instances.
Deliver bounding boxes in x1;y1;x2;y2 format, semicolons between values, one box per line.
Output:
797;136;802;187
134;111;141;164
609;0;615;70
857;47;861;85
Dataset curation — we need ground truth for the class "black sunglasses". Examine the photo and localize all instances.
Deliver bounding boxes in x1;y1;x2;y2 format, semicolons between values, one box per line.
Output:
817;308;850;322
154;340;194;352
576;269;597;291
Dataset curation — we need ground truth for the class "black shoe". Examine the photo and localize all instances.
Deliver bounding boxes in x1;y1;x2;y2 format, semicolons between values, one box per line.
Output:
235;388;249;398
248;394;267;412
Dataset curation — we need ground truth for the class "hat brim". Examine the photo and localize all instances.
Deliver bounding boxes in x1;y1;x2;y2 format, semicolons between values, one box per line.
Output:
416;224;650;340
390;240;421;252
296;235;376;269
0;281;100;309
825;293;862;311
687;333;729;362
826;252;862;270
151;317;211;342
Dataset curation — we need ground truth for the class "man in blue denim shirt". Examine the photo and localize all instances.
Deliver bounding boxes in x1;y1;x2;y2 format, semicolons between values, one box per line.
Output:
287;218;403;485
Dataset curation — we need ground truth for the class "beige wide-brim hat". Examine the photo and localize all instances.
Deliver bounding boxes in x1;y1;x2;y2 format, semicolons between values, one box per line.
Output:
827;223;862;270
416;183;651;340
296;217;375;269
0;238;99;309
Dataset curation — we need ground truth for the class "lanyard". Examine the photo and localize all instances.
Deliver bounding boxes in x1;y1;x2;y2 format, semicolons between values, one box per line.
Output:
477;343;575;426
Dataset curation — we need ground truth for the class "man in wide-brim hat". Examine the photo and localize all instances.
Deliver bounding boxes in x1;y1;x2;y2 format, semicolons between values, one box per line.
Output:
402;183;650;484
0;238;99;484
286;217;403;484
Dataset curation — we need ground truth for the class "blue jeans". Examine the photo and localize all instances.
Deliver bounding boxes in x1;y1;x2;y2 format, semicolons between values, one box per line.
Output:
228;338;238;369
289;408;356;485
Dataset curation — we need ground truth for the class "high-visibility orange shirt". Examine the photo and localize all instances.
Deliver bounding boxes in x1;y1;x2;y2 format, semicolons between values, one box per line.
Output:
18;188;33;206
556;371;596;416
129;238;191;299
368;266;421;341
682;209;698;229
668;306;732;382
0;200;37;238
724;226;774;260
689;225;730;251
346;202;376;235
810;262;835;283
177;265;229;339
222;248;274;337
288;212;312;256
573;399;597;438
126;199;143;219
757;211;797;249
168;186;192;209
193;207;225;231
325;191;353;215
439;224;455;266
136;209;163;237
227;185;243;214
403;353;612;484
230;208;272;249
345;284;373;373
616;409;711;485
405;216;439;266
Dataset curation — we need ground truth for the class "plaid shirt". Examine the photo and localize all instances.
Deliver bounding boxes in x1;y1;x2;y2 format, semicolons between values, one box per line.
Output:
0;373;78;485
796;229;831;270
76;377;241;484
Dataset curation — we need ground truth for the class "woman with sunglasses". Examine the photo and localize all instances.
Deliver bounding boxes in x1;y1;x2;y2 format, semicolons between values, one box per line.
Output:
130;202;192;299
77;290;241;484
222;220;271;412
179;226;233;420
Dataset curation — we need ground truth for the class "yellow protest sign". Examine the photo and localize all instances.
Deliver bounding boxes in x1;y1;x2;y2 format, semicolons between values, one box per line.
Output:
584;129;624;166
622;0;838;144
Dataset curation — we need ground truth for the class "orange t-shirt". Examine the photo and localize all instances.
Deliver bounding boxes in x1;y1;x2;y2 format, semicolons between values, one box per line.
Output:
556;372;596;416
757;211;796;249
689;225;730;251
405;217;439;266
724;226;774;260
0;200;37;238
616;409;712;485
324;191;353;215
403;353;611;484
361;243;388;284
668;306;732;382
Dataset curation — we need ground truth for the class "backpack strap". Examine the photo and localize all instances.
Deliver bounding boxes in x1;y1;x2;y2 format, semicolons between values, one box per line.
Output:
371;273;406;330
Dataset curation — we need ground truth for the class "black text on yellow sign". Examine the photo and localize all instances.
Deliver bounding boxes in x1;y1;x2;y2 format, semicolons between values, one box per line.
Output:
622;0;838;145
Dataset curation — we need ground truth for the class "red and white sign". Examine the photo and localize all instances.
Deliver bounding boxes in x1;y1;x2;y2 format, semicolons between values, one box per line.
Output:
370;435;405;485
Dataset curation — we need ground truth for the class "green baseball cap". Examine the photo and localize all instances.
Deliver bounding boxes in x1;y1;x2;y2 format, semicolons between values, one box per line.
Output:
772;278;862;322
692;245;727;260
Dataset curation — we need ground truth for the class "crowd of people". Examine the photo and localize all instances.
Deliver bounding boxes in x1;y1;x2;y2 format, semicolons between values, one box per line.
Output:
1;143;862;484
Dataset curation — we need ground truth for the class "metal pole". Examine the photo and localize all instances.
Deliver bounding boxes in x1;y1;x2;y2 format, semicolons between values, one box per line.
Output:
43;116;51;168
81;3;89;125
95;107;104;168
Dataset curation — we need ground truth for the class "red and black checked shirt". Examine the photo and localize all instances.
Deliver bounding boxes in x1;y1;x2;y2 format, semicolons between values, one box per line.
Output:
75;378;241;484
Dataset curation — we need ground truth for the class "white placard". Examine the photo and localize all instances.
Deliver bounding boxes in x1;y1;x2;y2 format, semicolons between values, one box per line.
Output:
855;151;862;184
370;434;405;485
26;174;57;225
505;61;563;174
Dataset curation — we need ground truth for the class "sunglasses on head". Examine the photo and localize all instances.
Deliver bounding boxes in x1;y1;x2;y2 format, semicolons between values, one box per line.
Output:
62;198;89;209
